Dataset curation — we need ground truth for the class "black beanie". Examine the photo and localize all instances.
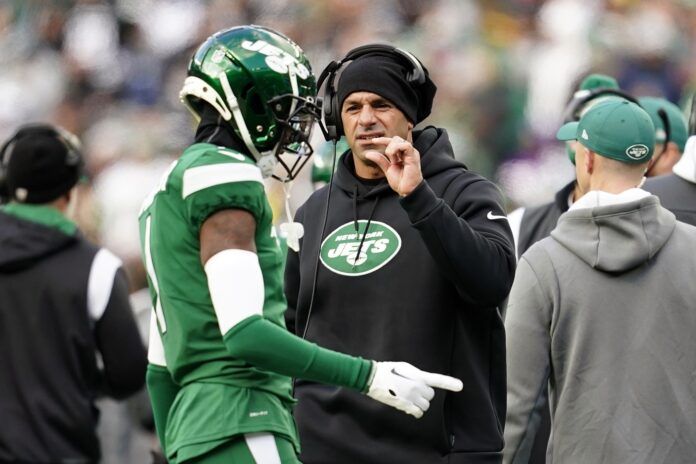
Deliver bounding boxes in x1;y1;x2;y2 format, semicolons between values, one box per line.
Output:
3;126;82;204
337;53;437;124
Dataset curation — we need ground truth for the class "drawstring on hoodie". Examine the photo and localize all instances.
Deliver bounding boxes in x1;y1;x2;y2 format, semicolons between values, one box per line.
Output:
352;189;380;269
352;185;359;233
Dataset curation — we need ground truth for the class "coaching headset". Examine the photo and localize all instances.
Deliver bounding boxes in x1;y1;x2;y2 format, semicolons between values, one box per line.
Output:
562;87;641;124
316;44;427;141
0;124;83;204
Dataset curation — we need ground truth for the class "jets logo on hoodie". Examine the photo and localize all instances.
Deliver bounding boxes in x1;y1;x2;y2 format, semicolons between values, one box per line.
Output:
320;220;401;276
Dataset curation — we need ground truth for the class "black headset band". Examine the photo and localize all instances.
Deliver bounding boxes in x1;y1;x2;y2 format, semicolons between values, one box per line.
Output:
1;125;82;166
342;44;425;84
0;124;83;203
563;88;640;123
657;108;671;145
317;44;425;90
316;60;341;94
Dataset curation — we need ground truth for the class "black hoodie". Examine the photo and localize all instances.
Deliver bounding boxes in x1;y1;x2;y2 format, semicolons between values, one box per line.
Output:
285;127;516;464
0;208;146;463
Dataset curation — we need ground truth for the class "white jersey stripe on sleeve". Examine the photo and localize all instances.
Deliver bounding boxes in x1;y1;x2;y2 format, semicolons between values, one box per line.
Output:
182;163;263;198
87;248;123;322
147;310;167;366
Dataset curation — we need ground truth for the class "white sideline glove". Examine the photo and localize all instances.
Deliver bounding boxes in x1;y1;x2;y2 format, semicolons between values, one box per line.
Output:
365;361;464;418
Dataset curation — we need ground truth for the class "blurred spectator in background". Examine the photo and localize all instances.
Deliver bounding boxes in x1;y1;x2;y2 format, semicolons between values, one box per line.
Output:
3;0;696;213
638;96;688;177
0;124;147;463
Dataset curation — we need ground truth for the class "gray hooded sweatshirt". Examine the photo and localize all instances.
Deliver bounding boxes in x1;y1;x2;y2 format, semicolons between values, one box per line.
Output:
504;194;696;464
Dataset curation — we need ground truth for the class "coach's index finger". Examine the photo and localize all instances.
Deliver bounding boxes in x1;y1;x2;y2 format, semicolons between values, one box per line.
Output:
368;136;393;147
420;372;464;392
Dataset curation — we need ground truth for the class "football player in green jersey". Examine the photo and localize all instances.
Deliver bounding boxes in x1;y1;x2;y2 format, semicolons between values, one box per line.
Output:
139;26;463;464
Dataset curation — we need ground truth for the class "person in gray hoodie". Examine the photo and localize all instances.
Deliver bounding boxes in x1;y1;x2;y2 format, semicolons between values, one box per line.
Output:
503;99;696;464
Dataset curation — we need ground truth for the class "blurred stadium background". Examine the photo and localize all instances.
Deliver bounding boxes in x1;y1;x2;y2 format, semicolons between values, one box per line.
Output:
2;0;695;462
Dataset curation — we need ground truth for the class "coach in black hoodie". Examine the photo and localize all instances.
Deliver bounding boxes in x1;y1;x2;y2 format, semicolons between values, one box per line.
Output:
285;49;516;463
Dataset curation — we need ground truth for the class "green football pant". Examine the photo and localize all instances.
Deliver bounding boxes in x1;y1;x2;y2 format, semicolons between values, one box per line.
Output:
182;433;300;464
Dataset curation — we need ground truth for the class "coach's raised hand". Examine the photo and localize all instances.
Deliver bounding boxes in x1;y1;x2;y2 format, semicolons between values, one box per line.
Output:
364;133;423;197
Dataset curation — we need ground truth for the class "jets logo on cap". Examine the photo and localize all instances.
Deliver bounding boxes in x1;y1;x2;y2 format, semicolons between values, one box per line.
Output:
625;144;649;160
581;129;589;140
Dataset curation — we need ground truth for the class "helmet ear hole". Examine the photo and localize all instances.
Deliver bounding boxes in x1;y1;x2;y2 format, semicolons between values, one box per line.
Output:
188;96;204;115
242;85;265;116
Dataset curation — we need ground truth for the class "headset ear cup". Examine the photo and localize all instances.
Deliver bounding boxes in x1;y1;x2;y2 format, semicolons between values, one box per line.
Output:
319;61;341;141
323;82;337;141
324;70;342;141
332;86;343;138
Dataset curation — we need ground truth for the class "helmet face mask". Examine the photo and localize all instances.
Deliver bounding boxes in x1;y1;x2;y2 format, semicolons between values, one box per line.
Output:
181;25;319;181
268;93;320;181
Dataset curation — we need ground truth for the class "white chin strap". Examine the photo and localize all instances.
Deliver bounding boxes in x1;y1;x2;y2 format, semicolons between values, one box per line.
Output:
218;72;278;178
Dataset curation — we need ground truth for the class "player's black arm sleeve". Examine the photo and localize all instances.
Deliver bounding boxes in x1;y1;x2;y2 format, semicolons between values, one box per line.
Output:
400;179;516;307
94;268;148;399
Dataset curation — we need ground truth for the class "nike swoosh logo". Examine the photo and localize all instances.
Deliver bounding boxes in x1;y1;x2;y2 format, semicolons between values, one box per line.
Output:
391;368;410;379
487;211;508;221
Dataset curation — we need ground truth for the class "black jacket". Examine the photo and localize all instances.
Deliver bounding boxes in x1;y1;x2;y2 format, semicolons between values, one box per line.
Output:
285;127;516;464
643;174;696;226
0;208;147;464
515;180;575;256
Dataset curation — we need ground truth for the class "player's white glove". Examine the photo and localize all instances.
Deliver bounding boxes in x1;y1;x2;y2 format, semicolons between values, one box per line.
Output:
365;361;463;418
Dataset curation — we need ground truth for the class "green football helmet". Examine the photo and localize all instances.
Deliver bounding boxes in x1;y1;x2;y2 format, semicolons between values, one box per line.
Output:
180;25;319;181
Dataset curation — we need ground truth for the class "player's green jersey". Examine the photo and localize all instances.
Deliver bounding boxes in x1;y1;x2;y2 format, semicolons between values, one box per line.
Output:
139;143;297;460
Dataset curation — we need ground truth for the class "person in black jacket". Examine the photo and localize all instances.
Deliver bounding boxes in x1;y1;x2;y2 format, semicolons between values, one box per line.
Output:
0;124;147;464
644;135;696;226
642;98;696;226
284;46;516;464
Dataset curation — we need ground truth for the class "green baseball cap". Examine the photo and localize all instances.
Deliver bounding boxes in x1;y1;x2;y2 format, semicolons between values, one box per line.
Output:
579;73;619;91
637;97;688;152
563;74;622;165
556;99;655;164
